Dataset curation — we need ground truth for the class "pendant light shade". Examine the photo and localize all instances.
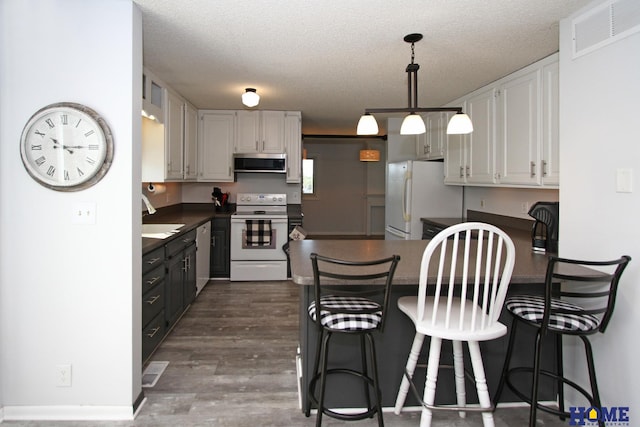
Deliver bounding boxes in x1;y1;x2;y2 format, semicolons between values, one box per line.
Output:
357;113;379;135
359;149;380;162
242;88;260;107
446;112;474;134
400;113;426;135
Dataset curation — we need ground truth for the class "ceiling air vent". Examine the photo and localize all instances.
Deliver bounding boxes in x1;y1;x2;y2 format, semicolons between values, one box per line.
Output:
572;0;640;59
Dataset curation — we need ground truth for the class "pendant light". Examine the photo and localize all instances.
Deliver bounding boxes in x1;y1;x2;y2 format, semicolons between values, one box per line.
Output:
359;149;380;162
242;88;260;107
357;34;473;136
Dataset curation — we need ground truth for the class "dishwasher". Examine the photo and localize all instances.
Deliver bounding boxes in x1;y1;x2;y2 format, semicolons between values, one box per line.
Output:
195;222;211;296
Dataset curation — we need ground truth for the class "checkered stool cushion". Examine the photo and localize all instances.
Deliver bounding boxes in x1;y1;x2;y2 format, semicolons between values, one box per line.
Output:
506;295;600;332
308;296;382;331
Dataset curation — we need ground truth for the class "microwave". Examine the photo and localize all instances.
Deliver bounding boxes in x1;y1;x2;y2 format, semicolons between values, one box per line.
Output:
233;153;286;174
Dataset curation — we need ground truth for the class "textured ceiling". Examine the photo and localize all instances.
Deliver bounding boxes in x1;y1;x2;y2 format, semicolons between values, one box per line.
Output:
134;0;586;135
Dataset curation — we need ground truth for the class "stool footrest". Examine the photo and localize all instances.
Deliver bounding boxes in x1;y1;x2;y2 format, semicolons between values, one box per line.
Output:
309;368;380;421
404;369;495;413
505;366;598;418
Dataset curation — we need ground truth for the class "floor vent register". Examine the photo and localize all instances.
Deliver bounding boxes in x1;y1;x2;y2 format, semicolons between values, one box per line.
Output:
142;361;169;388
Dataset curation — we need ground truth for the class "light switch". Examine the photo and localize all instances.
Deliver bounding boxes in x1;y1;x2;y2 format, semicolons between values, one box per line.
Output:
72;202;97;224
616;168;633;193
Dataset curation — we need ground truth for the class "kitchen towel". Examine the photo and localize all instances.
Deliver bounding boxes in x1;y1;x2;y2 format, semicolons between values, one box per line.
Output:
245;219;272;246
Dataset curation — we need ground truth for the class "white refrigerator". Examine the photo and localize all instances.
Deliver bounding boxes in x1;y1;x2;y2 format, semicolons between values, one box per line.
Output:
385;160;463;240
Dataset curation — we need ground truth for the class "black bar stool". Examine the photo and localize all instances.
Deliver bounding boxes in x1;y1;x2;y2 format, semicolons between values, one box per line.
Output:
305;252;400;427
494;255;631;427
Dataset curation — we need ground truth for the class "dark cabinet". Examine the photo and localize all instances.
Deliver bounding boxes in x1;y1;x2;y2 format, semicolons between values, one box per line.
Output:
210;217;230;278
164;230;197;330
142;247;165;363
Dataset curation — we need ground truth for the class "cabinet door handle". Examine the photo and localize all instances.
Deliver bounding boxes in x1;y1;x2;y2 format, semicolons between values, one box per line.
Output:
466;166;470;177
542;160;548;176
255;141;259;151
530;161;536;178
182;258;188;272
147;327;161;338
459;166;464;178
145;276;161;287
212;236;216;247
146;295;161;305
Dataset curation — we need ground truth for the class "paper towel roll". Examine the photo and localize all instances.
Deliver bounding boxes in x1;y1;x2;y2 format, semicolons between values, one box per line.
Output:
147;183;166;194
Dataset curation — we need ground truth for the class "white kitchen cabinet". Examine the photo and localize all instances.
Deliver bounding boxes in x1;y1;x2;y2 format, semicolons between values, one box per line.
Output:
183;102;198;181
198;110;235;182
444;100;468;184
466;87;497;185
284;111;302;183
165;89;185;180
443;53;559;189
443;91;496;186
495;67;540;186
142;80;198;183
235;110;285;154
541;60;559;186
416;112;446;160
142;67;164;124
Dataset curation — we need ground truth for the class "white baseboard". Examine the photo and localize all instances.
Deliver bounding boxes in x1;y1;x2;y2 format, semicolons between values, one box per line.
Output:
2;404;139;421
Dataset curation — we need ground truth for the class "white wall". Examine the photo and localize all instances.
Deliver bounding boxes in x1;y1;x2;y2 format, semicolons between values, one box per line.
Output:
559;0;640;411
0;0;142;420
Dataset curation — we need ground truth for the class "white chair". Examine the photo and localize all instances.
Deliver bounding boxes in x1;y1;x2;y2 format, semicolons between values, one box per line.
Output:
393;222;516;427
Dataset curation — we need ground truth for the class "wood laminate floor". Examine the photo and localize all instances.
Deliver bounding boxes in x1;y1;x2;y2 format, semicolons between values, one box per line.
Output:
3;281;567;426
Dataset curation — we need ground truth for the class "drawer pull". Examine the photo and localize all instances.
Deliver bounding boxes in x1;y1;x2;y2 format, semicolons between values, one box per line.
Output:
145;276;161;287
146;326;161;338
146;295;161;305
146;257;161;266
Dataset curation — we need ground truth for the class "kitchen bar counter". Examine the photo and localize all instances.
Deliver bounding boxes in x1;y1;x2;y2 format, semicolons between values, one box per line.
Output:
289;223;583;413
289;229;553;286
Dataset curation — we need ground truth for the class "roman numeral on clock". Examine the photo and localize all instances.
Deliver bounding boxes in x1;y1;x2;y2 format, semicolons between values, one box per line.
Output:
86;157;96;165
60;114;68;125
77;167;85;177
35;156;46;166
34;130;45;137
64;170;70;181
45;118;55;128
46;165;56;176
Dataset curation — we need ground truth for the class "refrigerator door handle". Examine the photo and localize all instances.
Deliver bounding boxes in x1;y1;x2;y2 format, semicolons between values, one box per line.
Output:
402;171;411;221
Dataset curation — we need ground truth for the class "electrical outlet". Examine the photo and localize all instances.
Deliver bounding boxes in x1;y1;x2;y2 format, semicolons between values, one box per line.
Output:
520;202;529;214
480;199;485;208
56;364;72;387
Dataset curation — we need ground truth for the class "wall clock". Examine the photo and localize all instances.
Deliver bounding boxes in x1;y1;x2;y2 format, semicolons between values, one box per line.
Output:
20;102;114;191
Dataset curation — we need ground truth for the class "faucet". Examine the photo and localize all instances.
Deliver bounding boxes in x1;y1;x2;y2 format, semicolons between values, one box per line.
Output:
142;193;156;214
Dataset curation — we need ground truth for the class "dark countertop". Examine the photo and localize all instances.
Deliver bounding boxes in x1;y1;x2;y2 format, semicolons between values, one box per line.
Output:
142;203;232;254
290;211;588;286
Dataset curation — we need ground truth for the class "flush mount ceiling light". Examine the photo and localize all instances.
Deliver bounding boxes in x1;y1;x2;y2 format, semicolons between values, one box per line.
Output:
242;88;260;108
357;33;473;136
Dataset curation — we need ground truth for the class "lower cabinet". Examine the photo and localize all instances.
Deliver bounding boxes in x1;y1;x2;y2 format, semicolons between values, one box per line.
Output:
142;229;197;363
142;247;166;363
165;230;197;329
210;217;230;278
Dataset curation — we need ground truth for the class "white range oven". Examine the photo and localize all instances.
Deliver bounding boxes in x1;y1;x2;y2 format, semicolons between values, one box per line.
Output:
230;193;289;281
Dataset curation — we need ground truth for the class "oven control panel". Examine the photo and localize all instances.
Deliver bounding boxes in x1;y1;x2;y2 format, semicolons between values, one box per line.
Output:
236;193;287;206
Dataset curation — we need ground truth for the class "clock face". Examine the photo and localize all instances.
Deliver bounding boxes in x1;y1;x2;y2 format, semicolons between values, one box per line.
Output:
20;102;114;191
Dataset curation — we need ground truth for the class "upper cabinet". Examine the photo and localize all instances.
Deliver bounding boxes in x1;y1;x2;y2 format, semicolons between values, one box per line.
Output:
235;110;285;154
198;110;235;182
541;60;559;186
416;112;446;160
444;53;559;188
142;83;198;182
284;111;302;183
142;67;164;124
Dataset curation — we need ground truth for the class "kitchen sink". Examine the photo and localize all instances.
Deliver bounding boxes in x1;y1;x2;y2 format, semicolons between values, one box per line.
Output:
142;223;185;239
